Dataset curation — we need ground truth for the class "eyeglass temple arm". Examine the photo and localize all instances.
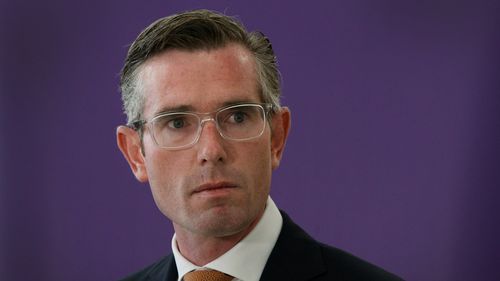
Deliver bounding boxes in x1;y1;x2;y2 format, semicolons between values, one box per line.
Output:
128;120;146;131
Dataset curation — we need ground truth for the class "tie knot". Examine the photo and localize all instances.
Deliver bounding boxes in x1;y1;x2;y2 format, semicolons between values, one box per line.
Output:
183;269;233;281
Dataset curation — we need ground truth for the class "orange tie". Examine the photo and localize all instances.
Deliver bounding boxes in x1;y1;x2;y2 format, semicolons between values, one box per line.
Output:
183;269;233;281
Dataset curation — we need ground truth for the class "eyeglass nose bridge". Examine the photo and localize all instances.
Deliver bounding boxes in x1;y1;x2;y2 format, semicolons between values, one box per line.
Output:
196;115;225;139
199;116;216;126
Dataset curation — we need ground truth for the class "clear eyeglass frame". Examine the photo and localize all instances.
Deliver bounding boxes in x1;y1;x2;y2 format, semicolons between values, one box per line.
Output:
130;103;275;150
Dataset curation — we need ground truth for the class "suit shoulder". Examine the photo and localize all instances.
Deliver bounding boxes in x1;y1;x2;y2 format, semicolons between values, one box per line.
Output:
119;255;172;281
317;242;404;281
270;211;404;280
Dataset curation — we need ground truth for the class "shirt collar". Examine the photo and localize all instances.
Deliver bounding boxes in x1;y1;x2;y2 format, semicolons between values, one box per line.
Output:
172;196;283;281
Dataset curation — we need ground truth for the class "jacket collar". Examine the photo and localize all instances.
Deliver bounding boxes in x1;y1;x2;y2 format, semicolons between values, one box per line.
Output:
259;211;326;281
145;211;326;281
145;255;177;281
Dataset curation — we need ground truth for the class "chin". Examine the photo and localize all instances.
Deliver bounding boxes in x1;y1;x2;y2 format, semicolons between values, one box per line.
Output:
195;207;255;237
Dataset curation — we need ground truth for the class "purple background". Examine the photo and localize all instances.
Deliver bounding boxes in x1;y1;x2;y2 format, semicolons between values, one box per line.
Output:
2;1;500;280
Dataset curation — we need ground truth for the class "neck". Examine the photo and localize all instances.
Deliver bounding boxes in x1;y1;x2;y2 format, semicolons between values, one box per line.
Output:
174;209;265;266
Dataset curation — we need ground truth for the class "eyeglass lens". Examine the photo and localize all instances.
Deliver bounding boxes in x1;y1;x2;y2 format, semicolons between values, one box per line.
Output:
151;104;266;149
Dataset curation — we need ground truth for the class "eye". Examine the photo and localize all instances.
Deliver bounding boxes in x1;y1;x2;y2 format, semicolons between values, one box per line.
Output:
168;117;186;129
230;111;247;123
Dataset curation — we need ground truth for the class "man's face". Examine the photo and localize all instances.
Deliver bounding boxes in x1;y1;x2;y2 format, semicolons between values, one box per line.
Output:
118;44;290;238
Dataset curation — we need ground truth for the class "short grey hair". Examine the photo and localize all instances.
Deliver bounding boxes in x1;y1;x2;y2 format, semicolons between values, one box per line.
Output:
119;9;282;126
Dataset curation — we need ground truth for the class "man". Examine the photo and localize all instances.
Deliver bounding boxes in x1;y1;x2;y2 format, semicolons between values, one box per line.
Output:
117;9;403;281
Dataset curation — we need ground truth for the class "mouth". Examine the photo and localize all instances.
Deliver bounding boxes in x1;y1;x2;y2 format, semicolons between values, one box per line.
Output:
192;181;238;196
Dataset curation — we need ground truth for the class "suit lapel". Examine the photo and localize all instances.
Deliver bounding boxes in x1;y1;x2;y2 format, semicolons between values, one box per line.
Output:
146;254;178;281
259;211;326;281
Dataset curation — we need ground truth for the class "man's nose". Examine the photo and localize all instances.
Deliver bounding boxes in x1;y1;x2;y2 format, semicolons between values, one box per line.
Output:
196;118;227;164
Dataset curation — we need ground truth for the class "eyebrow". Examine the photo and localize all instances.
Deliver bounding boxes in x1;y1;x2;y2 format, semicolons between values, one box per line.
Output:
220;99;257;108
153;105;194;117
153;99;259;117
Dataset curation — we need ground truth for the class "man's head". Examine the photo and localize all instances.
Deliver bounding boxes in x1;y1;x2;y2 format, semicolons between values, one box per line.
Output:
116;10;290;240
120;9;281;127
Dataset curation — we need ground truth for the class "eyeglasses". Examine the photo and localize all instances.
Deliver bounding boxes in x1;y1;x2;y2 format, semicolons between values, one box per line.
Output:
130;103;275;150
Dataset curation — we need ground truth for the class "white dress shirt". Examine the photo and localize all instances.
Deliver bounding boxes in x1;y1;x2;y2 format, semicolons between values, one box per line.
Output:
172;196;283;281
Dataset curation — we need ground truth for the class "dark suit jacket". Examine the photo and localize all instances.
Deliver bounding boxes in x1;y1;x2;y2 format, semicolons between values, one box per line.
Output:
121;212;403;280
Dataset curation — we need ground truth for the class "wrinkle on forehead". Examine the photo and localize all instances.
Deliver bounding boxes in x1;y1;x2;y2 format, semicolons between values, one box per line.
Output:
138;44;260;117
146;44;254;78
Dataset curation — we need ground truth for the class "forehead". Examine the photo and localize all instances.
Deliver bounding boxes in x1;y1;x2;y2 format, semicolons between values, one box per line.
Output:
139;44;260;116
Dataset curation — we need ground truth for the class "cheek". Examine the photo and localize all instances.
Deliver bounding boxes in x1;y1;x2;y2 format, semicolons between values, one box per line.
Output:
145;143;186;181
145;150;188;207
240;139;273;190
146;160;193;222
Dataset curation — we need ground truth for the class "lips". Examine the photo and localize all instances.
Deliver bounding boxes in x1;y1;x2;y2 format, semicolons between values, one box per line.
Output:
192;181;237;194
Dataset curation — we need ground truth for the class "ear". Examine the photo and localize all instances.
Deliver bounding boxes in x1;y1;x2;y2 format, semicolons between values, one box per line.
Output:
116;125;149;182
270;107;291;170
